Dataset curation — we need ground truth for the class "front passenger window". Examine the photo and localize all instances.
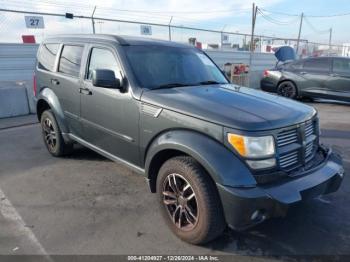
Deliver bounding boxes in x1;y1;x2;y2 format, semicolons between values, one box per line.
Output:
88;48;121;80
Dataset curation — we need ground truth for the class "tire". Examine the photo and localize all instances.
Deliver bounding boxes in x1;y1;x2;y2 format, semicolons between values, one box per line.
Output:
157;156;226;244
277;81;298;99
40;110;73;157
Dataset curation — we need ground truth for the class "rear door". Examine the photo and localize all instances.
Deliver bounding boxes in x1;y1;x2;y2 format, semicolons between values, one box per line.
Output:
326;58;350;101
299;57;331;98
54;44;85;136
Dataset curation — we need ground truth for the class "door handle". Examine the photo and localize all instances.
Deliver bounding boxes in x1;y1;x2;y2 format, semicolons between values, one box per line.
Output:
51;79;60;85
330;73;339;77
79;87;92;95
299;71;307;75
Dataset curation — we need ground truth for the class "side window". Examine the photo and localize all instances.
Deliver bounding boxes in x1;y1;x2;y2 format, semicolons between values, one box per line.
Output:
333;59;350;76
58;45;84;77
303;58;330;73
290;61;303;70
87;48;121;80
37;43;60;72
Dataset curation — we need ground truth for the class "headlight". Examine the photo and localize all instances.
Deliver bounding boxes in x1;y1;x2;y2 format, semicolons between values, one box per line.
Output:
227;133;275;158
227;133;276;169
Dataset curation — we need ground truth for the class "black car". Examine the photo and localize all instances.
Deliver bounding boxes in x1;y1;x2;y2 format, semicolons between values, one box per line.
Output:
261;56;350;102
34;35;344;244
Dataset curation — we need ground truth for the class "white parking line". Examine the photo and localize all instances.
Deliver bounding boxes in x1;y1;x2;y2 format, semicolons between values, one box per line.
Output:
0;188;53;261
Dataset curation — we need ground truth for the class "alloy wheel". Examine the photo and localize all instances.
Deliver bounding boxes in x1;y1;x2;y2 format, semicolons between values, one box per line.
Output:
162;173;199;231
278;82;296;98
42;118;57;151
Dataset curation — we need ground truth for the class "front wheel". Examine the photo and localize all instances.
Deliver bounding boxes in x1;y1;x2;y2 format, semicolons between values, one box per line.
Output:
277;81;298;99
157;156;226;244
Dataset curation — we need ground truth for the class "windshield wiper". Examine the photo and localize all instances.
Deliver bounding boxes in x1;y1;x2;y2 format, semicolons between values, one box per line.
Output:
197;80;225;85
151;83;193;90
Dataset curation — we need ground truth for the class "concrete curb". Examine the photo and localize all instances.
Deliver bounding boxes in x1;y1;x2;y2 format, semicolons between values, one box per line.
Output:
0;85;29;118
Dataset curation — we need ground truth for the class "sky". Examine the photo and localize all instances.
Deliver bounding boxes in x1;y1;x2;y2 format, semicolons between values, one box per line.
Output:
0;0;349;45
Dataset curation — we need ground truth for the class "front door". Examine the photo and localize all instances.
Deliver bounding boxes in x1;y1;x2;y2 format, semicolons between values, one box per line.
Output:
80;45;140;166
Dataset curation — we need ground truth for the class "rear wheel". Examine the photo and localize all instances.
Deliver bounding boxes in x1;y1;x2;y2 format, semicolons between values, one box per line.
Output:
40;110;73;157
277;81;298;99
157;156;226;244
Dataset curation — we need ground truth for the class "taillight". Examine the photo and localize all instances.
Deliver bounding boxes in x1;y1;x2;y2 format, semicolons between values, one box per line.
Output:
263;70;270;77
33;74;37;96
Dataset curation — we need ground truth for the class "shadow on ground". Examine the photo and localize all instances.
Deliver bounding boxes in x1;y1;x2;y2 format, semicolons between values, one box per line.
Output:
65;145;110;162
62;140;350;258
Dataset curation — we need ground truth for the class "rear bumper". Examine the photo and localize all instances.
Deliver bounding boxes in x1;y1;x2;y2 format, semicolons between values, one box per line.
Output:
217;148;344;230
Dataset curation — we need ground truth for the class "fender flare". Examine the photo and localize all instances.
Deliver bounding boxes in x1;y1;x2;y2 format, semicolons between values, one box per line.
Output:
145;130;257;188
37;88;70;134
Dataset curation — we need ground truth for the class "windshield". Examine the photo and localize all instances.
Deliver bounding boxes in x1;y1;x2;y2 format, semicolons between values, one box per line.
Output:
124;45;228;89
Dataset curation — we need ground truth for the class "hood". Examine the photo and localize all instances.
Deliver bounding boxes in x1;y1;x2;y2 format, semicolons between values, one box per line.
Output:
274;46;296;62
141;84;316;131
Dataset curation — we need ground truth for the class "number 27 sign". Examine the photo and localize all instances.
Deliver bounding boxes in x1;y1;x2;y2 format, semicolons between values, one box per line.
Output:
25;16;45;29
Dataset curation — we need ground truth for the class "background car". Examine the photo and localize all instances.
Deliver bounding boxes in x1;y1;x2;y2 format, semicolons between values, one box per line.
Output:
261;56;350;102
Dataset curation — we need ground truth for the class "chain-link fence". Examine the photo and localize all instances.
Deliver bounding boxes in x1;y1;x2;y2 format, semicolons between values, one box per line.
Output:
0;7;346;57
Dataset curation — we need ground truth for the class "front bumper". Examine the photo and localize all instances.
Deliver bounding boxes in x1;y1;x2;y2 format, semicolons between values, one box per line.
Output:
217;148;344;230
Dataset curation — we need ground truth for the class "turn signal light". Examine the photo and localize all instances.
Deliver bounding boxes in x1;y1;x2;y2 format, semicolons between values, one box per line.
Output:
227;134;246;157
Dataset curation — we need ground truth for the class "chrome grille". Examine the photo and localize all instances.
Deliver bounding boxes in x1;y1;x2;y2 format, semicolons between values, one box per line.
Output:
279;151;299;168
277;128;298;147
305;121;315;138
276;118;318;171
305;142;314;159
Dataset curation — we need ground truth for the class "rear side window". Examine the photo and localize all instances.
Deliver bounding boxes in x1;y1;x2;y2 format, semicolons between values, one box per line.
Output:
303;58;330;72
290;61;303;70
87;48;122;80
38;44;60;72
58;45;84;77
333;58;350;75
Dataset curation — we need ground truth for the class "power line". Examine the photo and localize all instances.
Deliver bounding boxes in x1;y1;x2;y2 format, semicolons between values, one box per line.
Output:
306;12;350;18
3;0;251;15
260;7;350;18
303;17;330;34
259;8;299;17
257;8;299;25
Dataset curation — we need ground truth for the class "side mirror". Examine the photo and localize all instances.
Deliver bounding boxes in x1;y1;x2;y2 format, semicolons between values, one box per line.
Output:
92;69;121;89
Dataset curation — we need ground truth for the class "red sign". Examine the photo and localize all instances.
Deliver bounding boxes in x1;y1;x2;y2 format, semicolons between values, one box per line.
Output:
195;42;202;49
22;35;36;43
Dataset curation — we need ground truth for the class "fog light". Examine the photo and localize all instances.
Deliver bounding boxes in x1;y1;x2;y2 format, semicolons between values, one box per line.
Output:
246;158;276;169
251;209;266;222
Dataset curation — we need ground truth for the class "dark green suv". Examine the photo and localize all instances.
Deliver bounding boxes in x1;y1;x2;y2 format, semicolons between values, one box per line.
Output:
34;35;344;244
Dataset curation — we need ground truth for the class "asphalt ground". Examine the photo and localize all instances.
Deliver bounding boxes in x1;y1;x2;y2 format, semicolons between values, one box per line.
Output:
0;100;349;261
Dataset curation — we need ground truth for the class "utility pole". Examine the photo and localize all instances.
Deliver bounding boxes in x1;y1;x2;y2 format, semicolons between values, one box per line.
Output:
168;16;173;41
249;3;258;88
250;3;257;52
329;27;333;55
91;6;96;34
296;12;304;56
